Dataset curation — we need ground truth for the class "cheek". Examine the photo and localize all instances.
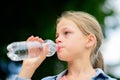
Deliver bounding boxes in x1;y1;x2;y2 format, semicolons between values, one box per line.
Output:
66;42;80;54
67;39;86;54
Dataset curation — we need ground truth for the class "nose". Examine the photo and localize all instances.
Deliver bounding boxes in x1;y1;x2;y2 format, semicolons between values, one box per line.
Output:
55;35;62;43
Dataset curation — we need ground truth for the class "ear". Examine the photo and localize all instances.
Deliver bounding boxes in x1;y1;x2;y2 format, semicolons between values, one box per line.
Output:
85;34;96;48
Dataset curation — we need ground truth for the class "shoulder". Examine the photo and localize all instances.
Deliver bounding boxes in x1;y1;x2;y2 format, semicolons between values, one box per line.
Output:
41;69;67;80
92;68;117;80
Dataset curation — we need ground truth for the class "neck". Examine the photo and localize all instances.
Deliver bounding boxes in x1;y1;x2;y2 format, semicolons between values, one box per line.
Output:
66;59;95;80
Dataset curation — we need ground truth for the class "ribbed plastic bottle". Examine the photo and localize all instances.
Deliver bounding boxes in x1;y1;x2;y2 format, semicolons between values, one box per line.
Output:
7;39;56;61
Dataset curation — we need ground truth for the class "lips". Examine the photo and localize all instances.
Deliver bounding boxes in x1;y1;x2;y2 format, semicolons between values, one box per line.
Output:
56;44;63;52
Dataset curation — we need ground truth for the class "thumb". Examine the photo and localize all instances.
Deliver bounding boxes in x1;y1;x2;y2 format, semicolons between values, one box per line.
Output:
42;43;49;57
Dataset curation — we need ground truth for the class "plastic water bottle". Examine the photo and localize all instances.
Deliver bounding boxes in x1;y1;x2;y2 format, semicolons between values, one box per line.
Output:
7;39;56;61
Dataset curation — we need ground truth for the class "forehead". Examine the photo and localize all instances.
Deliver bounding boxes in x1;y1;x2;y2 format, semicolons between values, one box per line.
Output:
56;18;79;31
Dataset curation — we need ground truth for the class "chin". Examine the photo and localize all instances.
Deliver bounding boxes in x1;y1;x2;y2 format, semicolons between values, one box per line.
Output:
57;54;65;61
57;55;70;62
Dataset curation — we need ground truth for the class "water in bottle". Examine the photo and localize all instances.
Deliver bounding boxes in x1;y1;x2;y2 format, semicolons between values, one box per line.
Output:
7;39;56;61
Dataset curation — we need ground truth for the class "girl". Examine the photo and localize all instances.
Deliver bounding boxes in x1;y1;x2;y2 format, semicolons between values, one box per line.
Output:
16;11;116;80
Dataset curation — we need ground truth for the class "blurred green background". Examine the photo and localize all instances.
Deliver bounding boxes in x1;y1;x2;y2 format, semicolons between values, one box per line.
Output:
0;0;119;80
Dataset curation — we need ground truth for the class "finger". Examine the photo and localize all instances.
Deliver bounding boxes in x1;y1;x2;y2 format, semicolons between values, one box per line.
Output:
35;36;44;43
36;44;49;60
43;43;49;56
27;35;34;41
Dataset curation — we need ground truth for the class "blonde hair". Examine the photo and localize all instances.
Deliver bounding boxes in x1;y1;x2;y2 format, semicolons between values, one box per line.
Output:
57;11;104;70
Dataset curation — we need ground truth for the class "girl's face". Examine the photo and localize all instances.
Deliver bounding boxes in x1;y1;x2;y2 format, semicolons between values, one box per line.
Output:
56;18;88;61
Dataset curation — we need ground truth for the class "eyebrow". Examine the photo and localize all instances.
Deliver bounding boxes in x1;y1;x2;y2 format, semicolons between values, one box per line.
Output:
56;27;69;33
60;27;69;31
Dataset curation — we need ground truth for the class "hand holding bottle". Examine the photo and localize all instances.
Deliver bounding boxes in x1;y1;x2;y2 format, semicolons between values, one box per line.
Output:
22;36;49;67
18;36;52;79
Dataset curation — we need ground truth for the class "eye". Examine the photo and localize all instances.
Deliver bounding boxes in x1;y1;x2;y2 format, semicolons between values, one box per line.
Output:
64;31;71;35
